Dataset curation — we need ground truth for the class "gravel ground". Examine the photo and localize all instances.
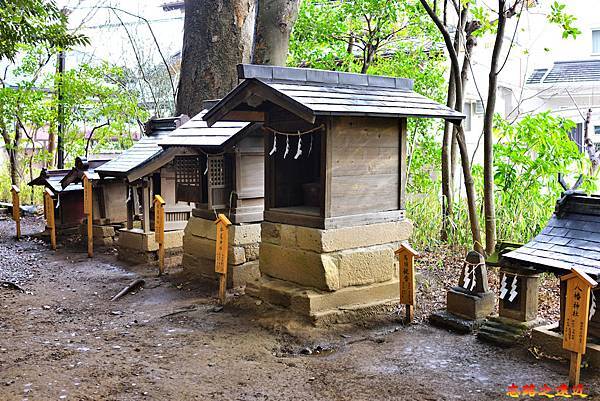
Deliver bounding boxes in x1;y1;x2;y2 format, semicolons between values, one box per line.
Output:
0;215;597;400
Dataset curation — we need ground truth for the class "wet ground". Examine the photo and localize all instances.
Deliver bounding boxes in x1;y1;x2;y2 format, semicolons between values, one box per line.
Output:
0;216;598;400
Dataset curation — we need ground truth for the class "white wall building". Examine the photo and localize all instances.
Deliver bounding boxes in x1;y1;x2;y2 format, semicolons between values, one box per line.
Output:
463;0;600;164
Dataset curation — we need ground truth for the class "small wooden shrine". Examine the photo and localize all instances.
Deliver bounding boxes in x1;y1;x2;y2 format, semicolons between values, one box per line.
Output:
94;115;192;267
204;64;464;321
159;106;264;287
28;158;112;231
502;192;600;346
60;156;129;245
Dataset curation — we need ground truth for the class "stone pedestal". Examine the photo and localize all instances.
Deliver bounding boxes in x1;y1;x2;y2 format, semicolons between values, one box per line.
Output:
117;228;183;268
447;288;495;320
477;268;542;345
498;268;540;322
252;220;413;323
79;221;118;247
181;215;261;288
430;251;494;333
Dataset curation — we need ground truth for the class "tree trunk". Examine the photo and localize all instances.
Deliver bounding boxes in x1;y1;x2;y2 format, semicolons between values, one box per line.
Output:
176;0;257;117
419;0;482;253
440;5;467;242
252;0;300;65
482;1;506;255
440;70;455;241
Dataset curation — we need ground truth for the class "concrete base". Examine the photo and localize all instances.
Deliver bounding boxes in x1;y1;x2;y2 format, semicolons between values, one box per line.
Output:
181;216;261;288
532;323;600;367
447;288;495;320
477;316;545;346
248;275;400;325
117;228;183;268
429;310;487;334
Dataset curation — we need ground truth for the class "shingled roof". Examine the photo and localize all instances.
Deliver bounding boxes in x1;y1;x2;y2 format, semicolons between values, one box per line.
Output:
503;193;600;279
96;115;188;181
203;64;465;126
29;168;80;193
526;60;600;84
160;110;255;148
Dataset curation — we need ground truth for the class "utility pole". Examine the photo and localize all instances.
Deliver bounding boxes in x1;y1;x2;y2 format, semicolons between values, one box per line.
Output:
56;49;65;169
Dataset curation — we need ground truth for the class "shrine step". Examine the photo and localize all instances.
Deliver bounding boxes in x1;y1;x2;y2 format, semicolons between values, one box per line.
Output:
428;310;486;334
477;317;531;346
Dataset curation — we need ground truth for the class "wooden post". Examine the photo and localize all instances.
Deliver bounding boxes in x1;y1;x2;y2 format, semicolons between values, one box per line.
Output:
154;195;166;275
141;183;150;233
10;185;20;239
561;267;597;387
214;213;232;305
44;188;57;250
395;243;419;323
83;174;93;258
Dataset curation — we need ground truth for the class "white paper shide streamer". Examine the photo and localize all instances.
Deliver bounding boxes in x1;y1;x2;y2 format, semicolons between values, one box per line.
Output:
269;134;277;156
283;135;290;159
294;134;303;160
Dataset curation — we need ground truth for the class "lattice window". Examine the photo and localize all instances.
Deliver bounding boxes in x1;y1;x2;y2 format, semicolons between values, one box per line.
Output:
208;155;232;210
174;156;204;203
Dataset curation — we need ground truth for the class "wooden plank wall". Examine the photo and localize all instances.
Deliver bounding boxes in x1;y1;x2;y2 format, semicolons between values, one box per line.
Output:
328;116;399;217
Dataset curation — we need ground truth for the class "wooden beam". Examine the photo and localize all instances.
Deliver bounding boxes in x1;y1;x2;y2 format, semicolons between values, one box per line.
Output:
220;111;265;122
141;183;150;233
44;188;56;250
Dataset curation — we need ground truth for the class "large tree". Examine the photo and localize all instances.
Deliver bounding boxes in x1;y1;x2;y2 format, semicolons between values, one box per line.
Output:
253;0;300;65
176;0;257;117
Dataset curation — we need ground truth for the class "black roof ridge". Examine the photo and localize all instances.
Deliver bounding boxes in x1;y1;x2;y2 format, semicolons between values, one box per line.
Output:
237;64;414;91
553;59;600;65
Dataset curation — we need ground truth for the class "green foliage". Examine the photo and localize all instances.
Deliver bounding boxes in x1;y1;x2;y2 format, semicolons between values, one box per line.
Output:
50;62;148;160
289;0;446;195
0;46;147;203
0;0;88;61
548;1;581;39
408;113;594;250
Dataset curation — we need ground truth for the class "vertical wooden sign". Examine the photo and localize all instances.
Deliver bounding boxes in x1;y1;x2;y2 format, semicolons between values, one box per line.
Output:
10;185;20;239
154;195;166;275
561;267;597;386
395;243;419;323
83;174;93;258
214;213;232;305
44;188;57;250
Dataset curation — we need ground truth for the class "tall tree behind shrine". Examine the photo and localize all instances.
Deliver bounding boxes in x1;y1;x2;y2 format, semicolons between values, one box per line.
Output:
252;0;300;65
176;0;300;117
176;0;257;116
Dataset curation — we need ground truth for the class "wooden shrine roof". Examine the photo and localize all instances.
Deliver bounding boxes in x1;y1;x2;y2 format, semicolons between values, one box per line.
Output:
160;109;255;148
96;116;188;181
60;158;113;188
503;193;600;279
29;168;81;193
204;64;466;126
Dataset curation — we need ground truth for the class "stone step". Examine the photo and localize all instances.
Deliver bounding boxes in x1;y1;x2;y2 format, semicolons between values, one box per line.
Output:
483;319;527;335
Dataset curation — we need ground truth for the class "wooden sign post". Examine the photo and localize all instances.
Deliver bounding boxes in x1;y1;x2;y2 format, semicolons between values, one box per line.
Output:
214;213;232;305
44;188;57;250
10;185;20;239
154;195;166;275
561;267;597;386
395;243;419;323
83;174;93;258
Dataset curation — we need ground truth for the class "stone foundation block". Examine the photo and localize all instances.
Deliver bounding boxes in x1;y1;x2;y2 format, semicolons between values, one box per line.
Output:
447;289;495;320
256;276;400;322
262;220;413;253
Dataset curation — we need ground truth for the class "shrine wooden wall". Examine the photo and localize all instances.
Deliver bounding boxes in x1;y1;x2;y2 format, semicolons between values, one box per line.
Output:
327;116;401;218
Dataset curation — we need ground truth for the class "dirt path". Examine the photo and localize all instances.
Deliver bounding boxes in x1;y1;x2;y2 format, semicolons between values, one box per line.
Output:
0;217;598;400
